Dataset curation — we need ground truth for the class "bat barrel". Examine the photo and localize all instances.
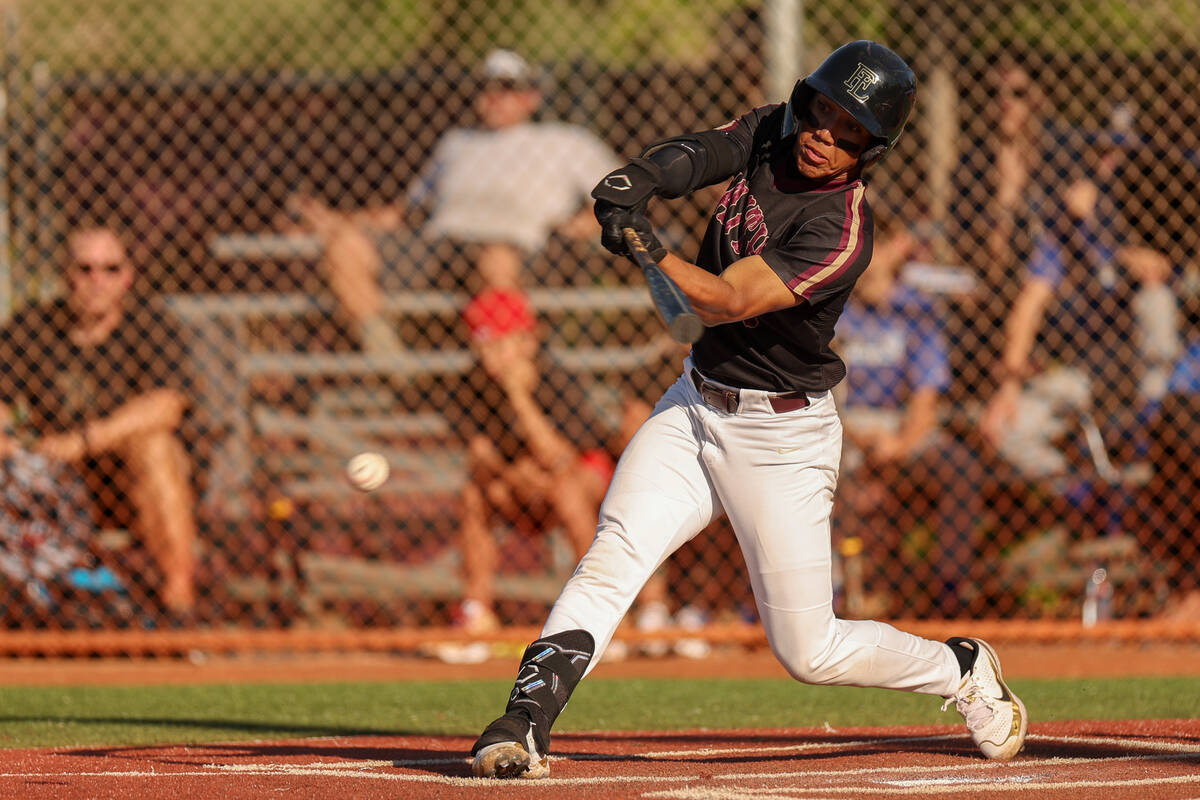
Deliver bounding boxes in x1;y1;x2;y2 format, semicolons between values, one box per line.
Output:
622;227;704;345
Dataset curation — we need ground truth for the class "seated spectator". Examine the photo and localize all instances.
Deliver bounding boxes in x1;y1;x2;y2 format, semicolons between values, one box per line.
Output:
440;288;693;660
950;58;1052;400
451;288;650;628
293;49;620;352
0;227;202;620
833;215;982;617
971;59;1049;282
980;120;1180;526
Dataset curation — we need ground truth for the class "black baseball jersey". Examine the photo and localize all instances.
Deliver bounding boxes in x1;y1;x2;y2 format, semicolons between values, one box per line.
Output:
690;104;875;393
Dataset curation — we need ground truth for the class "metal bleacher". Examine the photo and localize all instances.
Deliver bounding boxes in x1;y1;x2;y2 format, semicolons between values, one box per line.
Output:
171;234;673;615
166;279;668;504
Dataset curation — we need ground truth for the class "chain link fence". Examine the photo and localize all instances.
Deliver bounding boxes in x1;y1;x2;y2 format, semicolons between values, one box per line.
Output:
0;1;1197;651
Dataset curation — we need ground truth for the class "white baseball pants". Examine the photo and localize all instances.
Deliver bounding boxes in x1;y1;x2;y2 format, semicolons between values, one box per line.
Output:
543;359;961;698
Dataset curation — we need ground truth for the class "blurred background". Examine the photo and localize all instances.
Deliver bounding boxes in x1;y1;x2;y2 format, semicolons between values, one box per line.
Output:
0;0;1197;656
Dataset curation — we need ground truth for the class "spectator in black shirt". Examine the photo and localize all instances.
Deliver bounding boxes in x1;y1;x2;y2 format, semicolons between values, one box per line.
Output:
0;228;201;618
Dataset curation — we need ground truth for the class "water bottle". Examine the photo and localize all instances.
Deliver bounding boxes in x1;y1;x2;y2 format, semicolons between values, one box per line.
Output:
1082;566;1113;627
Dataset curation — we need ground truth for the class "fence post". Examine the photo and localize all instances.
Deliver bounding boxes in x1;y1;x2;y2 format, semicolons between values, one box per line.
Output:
765;0;802;106
0;6;15;321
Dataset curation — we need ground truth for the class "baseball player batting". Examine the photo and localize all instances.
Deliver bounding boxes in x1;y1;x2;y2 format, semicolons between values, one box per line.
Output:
470;40;1027;779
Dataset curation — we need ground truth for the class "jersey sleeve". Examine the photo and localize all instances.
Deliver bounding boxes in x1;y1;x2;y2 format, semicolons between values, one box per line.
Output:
715;105;772;152
765;184;872;303
706;105;774;176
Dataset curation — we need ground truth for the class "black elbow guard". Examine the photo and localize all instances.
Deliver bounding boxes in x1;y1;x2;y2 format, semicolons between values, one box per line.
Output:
641;130;747;198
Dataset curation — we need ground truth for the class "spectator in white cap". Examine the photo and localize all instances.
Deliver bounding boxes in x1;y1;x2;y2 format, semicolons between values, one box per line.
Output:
293;48;620;352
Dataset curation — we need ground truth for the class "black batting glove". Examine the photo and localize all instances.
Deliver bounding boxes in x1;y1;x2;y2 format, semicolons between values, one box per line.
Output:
595;200;667;263
590;158;664;210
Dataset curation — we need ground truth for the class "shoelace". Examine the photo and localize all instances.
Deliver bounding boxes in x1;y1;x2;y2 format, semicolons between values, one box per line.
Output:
941;678;999;729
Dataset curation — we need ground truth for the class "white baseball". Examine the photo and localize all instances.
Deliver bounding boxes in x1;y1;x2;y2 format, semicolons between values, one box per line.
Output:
346;452;389;492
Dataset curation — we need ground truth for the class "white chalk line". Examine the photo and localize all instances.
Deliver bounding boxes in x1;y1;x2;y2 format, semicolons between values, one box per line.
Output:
712;749;1200;781
1027;732;1200;752
633;733;959;759
0;768;688;788
1;731;1197;793
636;730;1200;760
643;774;1200;799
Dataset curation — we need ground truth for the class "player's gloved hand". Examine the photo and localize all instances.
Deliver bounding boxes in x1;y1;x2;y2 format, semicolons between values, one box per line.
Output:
590;158;664;210
595;200;667;263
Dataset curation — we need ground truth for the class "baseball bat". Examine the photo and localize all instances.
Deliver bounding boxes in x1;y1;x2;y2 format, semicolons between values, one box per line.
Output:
622;227;704;344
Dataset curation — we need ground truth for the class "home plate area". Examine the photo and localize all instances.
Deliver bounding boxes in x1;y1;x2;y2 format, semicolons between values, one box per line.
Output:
2;720;1198;800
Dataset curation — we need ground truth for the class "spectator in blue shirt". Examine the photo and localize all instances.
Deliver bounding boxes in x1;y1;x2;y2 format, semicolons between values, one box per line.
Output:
834;215;983;617
981;123;1179;529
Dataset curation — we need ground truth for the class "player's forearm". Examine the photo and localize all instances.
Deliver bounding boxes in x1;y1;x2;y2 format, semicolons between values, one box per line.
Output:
655;253;737;324
656;253;795;325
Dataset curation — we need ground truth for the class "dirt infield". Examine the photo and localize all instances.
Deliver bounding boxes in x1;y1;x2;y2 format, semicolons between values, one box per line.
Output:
2;644;1197;798
1;719;1197;799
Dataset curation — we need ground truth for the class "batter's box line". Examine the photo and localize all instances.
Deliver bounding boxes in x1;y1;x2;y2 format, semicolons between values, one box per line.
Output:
205;732;1200;778
1027;733;1200;753
211;759;396;771
644;773;1200;799
636;733;960;758
638;731;1200;761
711;749;1200;782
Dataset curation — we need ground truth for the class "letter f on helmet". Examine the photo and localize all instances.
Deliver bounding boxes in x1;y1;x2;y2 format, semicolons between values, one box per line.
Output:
782;40;917;165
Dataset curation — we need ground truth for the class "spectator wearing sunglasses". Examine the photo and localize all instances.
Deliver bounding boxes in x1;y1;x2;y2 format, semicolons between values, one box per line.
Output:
0;226;203;622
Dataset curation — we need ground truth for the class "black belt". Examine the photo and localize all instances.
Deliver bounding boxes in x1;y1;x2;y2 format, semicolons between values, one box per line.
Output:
690;368;811;414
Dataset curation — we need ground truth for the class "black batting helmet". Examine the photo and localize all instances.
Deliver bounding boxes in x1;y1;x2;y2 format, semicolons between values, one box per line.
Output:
782;40;916;165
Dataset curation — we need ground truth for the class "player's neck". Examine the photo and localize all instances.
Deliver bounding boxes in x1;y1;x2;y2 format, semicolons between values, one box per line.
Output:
786;170;862;194
818;170;861;190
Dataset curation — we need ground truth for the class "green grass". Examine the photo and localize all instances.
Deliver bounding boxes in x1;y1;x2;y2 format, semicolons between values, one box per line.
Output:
1;677;1197;750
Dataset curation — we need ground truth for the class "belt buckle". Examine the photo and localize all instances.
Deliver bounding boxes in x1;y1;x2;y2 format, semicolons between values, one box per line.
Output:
701;383;738;413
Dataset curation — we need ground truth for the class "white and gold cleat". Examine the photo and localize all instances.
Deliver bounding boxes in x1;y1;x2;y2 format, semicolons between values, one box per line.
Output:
943;637;1028;760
